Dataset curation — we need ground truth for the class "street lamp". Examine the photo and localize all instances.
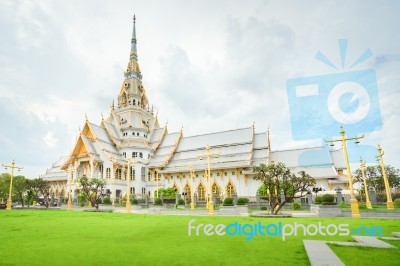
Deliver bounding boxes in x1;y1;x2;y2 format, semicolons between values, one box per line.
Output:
2;160;23;210
155;168;160;199
125;159;132;213
377;144;394;210
325;126;363;218
189;166;195;210
67;167;73;210
360;158;372;209
198;145;219;215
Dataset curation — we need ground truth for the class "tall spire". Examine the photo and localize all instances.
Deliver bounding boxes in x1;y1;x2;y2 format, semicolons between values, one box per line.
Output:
130;14;138;61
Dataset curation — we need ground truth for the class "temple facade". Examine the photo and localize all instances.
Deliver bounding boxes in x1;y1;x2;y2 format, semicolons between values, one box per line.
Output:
42;17;348;203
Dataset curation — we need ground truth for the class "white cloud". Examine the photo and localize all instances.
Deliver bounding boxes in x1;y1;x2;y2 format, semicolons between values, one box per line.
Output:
0;0;399;177
43;131;58;147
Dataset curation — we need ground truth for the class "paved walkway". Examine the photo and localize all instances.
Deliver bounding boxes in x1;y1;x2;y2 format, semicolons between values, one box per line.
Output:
303;232;400;266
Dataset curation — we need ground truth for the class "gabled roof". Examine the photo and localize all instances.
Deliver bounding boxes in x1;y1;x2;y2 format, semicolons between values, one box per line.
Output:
148;131;181;168
152;127;254;173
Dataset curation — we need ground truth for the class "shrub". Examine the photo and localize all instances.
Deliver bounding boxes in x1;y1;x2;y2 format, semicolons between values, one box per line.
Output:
339;201;347;208
223;198;234;206
292;202;301;210
237;198;249;205
321;194;335;203
102;197;112;205
394;198;400;208
178;199;185;205
77;193;87;207
358;203;367;209
260;206;267;211
131;198;138;205
154;198;163;206
315;196;322;204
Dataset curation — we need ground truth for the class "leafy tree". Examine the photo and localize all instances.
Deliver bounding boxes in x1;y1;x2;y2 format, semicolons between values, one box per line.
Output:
253;162;315;215
353;165;400;194
257;184;268;197
12;175;28;207
0;173;11;201
78;176;106;210
32;178;51;208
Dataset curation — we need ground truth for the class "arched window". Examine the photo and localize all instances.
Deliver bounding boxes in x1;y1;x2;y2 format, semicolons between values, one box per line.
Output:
212;182;220;195
197;183;205;201
184;183;191;197
173;183;179;193
155;171;160;182
226;181;235;198
99;164;103;177
117;169;122;179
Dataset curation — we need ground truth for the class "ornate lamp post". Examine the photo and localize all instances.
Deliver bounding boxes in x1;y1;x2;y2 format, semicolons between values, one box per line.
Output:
155;168;160;199
189;166;195;210
325;126;363;218
125;159;132;213
2;160;23;210
67;167;73;210
198;145;219;215
359;158;372;209
377;144;394;210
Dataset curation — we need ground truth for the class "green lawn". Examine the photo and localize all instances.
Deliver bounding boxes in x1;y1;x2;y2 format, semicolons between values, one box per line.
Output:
0;210;399;265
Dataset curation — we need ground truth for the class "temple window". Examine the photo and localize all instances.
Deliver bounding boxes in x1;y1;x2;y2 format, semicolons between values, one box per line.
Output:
226;182;235;198
197;184;205;201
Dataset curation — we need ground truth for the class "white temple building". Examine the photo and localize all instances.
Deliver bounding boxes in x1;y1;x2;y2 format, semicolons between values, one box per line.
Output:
42;17;349;203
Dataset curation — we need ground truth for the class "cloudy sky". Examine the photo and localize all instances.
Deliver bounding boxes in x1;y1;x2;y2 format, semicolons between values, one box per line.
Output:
0;0;399;178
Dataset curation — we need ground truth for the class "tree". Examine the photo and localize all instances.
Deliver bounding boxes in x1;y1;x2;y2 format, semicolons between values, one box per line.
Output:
12;175;28;207
78;176;106;210
0;173;11;202
253;162;315;215
353;165;400;194
30;178;51;208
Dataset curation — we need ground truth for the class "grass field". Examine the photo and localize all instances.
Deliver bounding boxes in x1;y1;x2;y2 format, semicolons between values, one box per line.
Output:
0;210;399;265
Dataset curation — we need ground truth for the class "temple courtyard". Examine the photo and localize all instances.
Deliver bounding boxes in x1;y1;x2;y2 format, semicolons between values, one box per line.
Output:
0;210;399;265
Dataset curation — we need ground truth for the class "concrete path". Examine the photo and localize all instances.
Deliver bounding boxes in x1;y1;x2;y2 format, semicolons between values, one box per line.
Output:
304;232;400;265
303;240;345;266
